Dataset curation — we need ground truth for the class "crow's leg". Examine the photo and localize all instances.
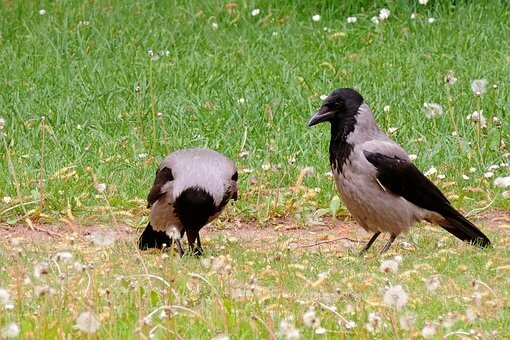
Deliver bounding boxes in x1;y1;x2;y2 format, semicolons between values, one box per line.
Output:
359;232;381;255
379;234;398;254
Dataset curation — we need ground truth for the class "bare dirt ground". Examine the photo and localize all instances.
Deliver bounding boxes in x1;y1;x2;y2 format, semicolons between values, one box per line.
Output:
1;211;509;252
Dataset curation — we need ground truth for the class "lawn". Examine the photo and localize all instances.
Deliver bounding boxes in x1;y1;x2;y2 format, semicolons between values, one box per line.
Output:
0;0;509;338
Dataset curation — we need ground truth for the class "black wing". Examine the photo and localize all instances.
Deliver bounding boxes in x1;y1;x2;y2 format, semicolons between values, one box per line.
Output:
147;167;174;208
363;150;450;214
363;150;490;247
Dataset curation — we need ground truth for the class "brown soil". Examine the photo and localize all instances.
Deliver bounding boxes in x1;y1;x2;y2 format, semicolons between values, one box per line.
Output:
1;211;509;251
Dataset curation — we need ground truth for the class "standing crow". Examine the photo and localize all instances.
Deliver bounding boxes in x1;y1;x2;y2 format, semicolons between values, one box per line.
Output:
308;88;491;254
138;148;238;256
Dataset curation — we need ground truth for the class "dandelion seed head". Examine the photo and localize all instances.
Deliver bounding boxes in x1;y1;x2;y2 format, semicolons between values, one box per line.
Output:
371;16;380;24
426;276;440;292
2;196;11;203
211;22;219;30
1;323;20;338
365;312;381;333
0;117;5;130
315;327;327;334
408;154;417;161
437;174;446;180
347;16;357;24
33;262;49;280
383;285;409;310
0;288;12;305
75;311;101;333
319;94;328;101
39;9;46;15
419;0;429;4
312;14;321;22
423;103;443;119
138;153;147;159
462;175;470;180
471;79;488;95
344;320;357;329
35;285;56;297
53;252;73;264
494;177;510;188
484;171;494;178
302;310;319;327
445;71;458;85
422;324;436;339
211;334;230;340
251;9;260;16
472;291;483;305
166;227;181;240
95;183;106;194
388;127;398;134
74;261;86;272
379;8;390;20
428;17;436;23
410;13;417;19
383;105;391;112
278;318;300;340
379;259;399;273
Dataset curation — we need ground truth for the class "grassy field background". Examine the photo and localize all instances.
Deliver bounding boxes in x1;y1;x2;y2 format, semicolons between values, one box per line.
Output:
1;0;510;338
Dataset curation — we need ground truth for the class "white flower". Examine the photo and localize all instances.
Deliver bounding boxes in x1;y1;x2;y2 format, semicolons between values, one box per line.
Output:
379;259;399;273
423;102;443;119
39;9;46;15
344;320;357;329
471;79;488;95
347;16;357;24
469;167;477;173
502;191;510;198
278;318;300;340
237;98;245;104
424;167;437;177
303;310;319;327
3;196;12;204
319;94;327;101
315;328;327;334
75;311;101;333
388;127;398;134
419;0;429;4
410;13;417;19
426;276;440;292
494;177;510;188
383;105;391;112
365;312;381;333
166;227;181;240
211;22;219;30
437;174;446;180
138;153;147;159
96;183;106;194
312;14;321;22
488;164;500;170
90;231;117;246
422;324;436;339
1;323;20;338
53;252;73;264
34;262;49;280
0;288;12;305
302;166;315;176
251;9;260;16
408;154;417;161
484;171;494;178
379;8;390;20
428;17;436;23
383;285;409;310
371;16;380;24
467;110;487;127
0;117;5;129
462;174;470;180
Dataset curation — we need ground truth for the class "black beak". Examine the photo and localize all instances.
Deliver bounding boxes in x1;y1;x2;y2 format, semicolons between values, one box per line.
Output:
308;106;334;126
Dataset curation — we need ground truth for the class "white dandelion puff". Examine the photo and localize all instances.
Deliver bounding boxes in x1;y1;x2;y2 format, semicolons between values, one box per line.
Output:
484;171;494;179
445;72;458;85
408;154;417;161
237;98;246;104
379;8;390;20
423;103;443;119
494;177;510;188
422;324;436;339
53;252;73;264
502;191;510;198
379;259;399;273
315;328;327;334
319;94;327;101
251;9;260;16
75;311;101;334
466;110;487;127
419;0;429;4
166;227;181;240
39;9;46;15
0;117;5;130
383;285;409;310
35;285;56;297
211;22;219;30
278;318;300;340
312;14;321;22
344;320;357;329
471;79;488;95
347;16;357;24
303;310;319;327
95;183;106;194
462;175;470;180
1;323;20;338
428;17;436;23
365;312;381;333
410;13;417;19
383;105;391;112
371;16;380;24
426;276;440;292
399;314;416;330
0;288;12;305
34;262;50;280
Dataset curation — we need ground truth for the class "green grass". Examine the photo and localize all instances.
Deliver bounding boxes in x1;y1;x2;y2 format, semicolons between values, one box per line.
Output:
0;0;510;337
0;229;509;338
0;0;509;225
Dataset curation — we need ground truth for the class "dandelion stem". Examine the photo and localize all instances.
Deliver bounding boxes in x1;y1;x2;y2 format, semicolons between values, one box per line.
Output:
38;117;46;214
2;132;28;216
149;60;157;151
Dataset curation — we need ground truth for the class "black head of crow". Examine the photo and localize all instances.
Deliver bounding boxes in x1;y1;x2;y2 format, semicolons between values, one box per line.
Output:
309;88;491;254
138;148;238;256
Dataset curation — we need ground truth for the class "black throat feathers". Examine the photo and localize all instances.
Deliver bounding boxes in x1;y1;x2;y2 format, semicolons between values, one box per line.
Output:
174;186;216;231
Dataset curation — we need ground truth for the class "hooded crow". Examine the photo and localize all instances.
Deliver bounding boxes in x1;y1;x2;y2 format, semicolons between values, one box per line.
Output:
308;88;491;254
138;148;238;256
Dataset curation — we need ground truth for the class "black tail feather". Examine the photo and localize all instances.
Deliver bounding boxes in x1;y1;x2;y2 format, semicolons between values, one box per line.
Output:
138;222;173;250
438;210;491;248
